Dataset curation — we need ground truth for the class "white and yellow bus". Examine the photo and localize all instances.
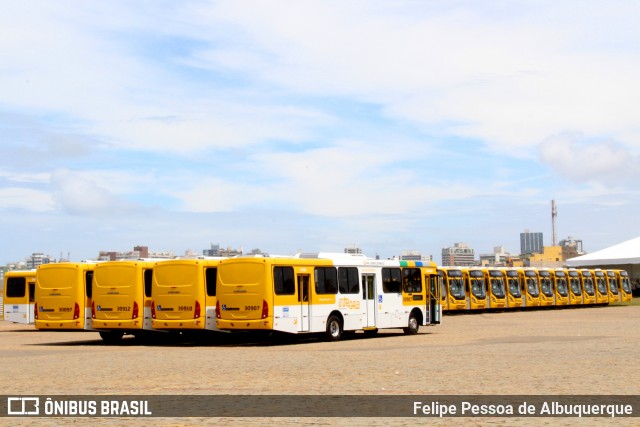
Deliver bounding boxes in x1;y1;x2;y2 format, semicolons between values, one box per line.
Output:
151;257;223;332
91;260;158;342
3;270;37;324
35;262;96;330
593;269;609;305
216;253;440;341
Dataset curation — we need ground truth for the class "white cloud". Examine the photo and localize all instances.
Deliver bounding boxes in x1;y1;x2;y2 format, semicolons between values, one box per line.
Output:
0;187;54;212
50;169;138;215
538;133;640;186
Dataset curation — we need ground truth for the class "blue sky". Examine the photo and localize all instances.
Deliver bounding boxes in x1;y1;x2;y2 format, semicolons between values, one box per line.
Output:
2;0;640;264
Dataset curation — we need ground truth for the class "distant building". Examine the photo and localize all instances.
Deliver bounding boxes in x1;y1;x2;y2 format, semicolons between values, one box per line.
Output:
97;246;175;261
479;246;512;267
559;236;584;257
26;253;51;269
203;243;243;257
527;246;564;268
441;243;475;266
520;230;543;255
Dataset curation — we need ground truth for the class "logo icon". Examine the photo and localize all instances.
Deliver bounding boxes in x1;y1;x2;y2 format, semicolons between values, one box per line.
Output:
7;397;40;415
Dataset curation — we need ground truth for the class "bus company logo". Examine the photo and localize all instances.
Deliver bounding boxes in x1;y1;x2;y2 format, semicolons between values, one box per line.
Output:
96;305;102;311
221;305;239;311
39;307;54;313
7;397;40;415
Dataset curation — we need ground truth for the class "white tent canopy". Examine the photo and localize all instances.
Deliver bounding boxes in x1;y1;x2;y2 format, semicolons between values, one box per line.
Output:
565;236;640;267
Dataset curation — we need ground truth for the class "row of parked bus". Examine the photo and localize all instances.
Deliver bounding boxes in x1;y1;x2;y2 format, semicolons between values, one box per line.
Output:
438;266;633;311
2;253;443;342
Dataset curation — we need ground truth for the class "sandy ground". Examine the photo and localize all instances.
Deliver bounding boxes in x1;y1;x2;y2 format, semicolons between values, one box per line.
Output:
1;305;638;426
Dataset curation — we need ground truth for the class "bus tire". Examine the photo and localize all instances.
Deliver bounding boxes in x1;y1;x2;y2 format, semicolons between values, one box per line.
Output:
325;315;342;342
403;313;419;335
99;330;124;344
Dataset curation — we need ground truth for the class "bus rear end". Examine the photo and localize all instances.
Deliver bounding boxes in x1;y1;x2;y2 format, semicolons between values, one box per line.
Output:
151;258;220;331
3;270;36;324
92;261;155;337
35;263;95;330
216;257;272;331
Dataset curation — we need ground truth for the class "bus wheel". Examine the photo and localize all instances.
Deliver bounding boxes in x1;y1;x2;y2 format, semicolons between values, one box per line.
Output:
325;315;342;342
99;330;124;344
403;313;419;335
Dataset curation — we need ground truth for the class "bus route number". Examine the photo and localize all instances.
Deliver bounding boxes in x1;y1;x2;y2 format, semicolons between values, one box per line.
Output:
178;306;193;311
117;306;131;311
245;305;260;311
59;307;73;312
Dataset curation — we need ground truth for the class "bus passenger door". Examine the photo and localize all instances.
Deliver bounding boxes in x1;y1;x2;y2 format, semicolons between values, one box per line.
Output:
361;274;376;328
297;275;310;332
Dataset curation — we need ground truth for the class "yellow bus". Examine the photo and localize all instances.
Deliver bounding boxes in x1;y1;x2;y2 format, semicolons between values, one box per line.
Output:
616;270;633;302
607;270;621;303
504;268;524;308
151;257;223;332
537;269;555;307
35;262;96;330
464;267;488;310
440;267;467;311
91;260;158;342
593;269;609;305
215;253;441;341
551;268;569;306
3;270;37;324
567;269;583;306
486;268;506;309
519;268;540;307
579;269;596;305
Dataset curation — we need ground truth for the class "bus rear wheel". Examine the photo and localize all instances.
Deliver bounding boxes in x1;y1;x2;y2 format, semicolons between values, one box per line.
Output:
403;313;419;335
325;315;342;342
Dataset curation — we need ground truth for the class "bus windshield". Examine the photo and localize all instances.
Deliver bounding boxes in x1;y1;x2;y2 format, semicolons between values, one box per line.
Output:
449;278;465;299
470;279;486;298
490;278;505;298
508;278;521;297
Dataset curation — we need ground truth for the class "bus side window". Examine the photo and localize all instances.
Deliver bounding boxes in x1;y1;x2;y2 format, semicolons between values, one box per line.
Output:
29;281;35;303
5;277;26;298
274;267;295;295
